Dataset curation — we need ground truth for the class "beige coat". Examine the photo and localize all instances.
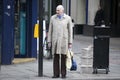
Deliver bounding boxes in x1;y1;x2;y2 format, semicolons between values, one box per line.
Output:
47;14;73;55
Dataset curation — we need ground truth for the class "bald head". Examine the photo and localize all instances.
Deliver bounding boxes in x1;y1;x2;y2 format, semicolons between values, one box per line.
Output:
56;5;64;15
56;5;64;11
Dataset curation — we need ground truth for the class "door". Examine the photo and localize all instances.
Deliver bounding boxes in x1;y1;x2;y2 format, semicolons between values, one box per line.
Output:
110;0;120;36
116;0;120;35
14;0;27;57
102;0;120;36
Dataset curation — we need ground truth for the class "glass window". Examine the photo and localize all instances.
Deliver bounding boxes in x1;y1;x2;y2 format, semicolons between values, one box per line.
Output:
14;0;27;56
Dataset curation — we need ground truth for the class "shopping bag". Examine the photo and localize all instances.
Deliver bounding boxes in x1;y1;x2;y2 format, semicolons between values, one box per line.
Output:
66;49;73;69
70;58;77;71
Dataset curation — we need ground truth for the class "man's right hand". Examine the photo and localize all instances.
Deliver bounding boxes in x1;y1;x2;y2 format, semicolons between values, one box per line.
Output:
47;42;51;49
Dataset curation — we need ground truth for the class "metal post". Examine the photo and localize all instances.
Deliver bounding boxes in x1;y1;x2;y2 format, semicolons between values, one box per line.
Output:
38;0;44;77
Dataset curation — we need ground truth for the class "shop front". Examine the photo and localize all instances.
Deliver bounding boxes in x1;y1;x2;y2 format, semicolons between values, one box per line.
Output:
1;0;38;64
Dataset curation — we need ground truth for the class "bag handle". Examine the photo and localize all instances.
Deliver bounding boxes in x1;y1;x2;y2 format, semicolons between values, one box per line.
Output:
68;48;73;58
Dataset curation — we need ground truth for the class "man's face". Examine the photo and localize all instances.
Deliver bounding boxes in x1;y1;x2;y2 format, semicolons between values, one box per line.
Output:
56;8;63;15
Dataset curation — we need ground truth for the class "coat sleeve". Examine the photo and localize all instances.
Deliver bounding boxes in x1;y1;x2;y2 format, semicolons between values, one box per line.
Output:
68;17;73;44
47;17;53;43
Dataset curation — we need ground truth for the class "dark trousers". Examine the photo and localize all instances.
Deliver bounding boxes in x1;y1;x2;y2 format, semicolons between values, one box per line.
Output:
53;54;66;76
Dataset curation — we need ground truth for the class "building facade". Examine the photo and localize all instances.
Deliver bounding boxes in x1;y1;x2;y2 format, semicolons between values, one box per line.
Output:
71;0;120;36
1;0;38;64
0;0;120;64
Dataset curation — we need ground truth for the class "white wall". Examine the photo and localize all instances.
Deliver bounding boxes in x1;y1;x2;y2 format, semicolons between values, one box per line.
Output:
71;0;77;23
71;0;100;25
76;0;86;24
62;0;70;15
71;0;86;24
88;0;100;25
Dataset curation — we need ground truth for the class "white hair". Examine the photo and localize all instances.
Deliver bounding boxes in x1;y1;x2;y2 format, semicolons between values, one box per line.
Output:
56;5;64;11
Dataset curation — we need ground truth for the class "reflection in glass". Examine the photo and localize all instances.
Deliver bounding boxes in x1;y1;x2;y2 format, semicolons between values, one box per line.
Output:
14;0;26;56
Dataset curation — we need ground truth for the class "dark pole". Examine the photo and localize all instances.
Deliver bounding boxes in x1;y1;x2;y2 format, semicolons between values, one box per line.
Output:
69;0;71;16
86;0;88;24
38;0;44;77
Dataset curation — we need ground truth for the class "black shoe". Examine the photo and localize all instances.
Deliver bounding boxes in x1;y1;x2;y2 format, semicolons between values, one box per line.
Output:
61;75;66;78
52;75;59;78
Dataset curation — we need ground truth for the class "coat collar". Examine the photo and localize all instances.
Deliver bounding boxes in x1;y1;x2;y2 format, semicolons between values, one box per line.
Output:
55;14;67;20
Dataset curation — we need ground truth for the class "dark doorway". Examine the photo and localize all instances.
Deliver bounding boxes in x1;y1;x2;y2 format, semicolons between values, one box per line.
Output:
100;0;120;37
100;0;111;26
51;0;62;15
110;0;120;37
14;0;27;57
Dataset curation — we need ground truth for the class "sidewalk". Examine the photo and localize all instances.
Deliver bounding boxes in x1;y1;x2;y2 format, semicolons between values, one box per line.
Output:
0;35;120;80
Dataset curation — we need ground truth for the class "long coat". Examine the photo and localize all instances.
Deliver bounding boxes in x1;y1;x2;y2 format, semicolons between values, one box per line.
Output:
94;9;105;26
47;14;73;55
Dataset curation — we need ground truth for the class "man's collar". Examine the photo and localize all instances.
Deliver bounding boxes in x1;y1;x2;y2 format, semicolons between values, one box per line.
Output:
55;14;66;19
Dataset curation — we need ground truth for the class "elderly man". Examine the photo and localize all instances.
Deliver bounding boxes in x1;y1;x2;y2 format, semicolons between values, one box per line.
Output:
47;5;73;78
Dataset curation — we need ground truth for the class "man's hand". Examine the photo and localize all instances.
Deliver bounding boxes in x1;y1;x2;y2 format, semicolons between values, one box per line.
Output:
68;43;72;48
47;42;51;49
